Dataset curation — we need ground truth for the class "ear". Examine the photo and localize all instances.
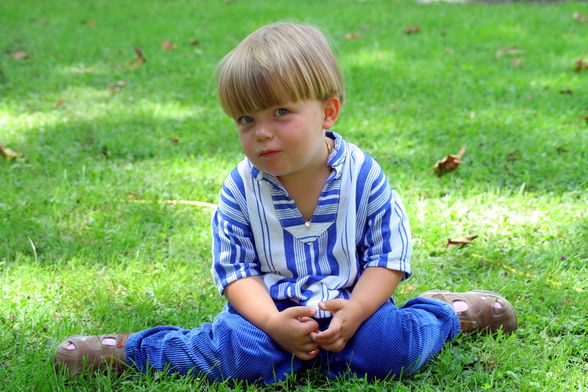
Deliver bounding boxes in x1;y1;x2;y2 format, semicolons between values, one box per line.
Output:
321;96;341;130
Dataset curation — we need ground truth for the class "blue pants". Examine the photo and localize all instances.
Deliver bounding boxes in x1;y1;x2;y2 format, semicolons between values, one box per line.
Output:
125;298;460;384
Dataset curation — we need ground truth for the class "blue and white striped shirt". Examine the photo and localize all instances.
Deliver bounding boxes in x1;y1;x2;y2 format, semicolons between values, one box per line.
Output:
212;131;412;318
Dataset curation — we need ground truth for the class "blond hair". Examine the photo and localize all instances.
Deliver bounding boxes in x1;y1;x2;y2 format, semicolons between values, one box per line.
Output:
217;22;345;118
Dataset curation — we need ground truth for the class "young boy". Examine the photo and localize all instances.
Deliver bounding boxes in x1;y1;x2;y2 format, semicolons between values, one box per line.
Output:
54;22;517;384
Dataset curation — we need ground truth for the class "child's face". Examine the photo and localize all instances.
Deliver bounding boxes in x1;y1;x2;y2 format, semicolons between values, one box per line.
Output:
234;98;339;180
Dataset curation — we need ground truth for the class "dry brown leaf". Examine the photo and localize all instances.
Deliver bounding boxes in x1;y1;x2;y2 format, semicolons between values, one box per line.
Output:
0;145;22;160
108;80;127;95
574;57;588;72
189;38;200;46
446;235;478;249
344;32;362;40
170;137;180;144
162;40;177;51
53;100;65;108
12;51;31;60
128;47;147;67
403;26;421;34
573;12;588;24
559;89;573;95
433;145;466;176
495;46;524;58
584;115;588;124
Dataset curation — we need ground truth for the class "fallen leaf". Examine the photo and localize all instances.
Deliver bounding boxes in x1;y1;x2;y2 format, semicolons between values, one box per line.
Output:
344;32;362;40
189;38;200;46
170;137;180;144
12;51;31;60
572;12;588;24
129;47;147;67
506;151;522;162
0;145;22;160
53;100;65;108
495;46;524;57
559;89;573;95
162;40;177;50
446;235;478;249
403;26;421;34
433;145;466;176
107;80;127;95
584;115;588;124
574;57;588;72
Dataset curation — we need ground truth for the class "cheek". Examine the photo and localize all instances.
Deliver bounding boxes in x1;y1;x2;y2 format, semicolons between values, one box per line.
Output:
238;133;256;158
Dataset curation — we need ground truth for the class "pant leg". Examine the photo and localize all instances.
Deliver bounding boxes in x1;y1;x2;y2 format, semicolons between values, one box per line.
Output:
323;297;460;379
125;308;300;384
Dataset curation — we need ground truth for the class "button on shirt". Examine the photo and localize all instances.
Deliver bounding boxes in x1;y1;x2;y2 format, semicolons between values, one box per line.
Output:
212;131;412;318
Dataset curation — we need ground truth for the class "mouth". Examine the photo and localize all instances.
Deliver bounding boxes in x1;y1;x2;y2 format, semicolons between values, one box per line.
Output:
259;150;280;158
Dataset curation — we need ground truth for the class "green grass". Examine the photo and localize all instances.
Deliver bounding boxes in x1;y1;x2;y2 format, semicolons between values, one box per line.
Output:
1;0;587;390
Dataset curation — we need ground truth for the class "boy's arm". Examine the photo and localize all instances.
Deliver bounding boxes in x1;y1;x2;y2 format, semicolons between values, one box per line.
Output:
224;276;321;360
311;267;403;352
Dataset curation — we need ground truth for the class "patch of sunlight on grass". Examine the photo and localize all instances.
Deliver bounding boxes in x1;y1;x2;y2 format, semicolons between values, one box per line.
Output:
53;63;114;78
344;48;397;66
413;191;586;236
136;101;204;121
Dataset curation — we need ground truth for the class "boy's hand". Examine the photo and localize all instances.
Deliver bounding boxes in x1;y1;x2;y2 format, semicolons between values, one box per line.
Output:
310;299;365;352
264;306;321;361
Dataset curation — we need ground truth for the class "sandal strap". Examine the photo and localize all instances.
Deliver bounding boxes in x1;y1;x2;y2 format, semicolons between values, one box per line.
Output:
54;333;132;376
419;290;517;334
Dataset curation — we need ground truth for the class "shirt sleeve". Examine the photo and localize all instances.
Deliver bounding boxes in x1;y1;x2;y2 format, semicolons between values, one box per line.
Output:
211;175;262;295
358;164;412;279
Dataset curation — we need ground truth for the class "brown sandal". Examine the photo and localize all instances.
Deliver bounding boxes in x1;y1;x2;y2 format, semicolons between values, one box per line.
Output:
419;290;517;334
53;333;132;376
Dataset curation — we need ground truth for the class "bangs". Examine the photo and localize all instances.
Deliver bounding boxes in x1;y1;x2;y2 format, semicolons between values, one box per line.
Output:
217;55;312;119
217;22;344;119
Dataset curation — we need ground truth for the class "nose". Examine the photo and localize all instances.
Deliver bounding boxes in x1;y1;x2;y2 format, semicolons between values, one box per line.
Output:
254;121;273;141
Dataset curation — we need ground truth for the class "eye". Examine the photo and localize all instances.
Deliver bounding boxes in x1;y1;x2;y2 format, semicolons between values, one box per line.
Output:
237;115;254;125
275;108;289;116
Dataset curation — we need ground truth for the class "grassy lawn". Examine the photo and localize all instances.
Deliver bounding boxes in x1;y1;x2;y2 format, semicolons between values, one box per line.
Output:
1;0;587;390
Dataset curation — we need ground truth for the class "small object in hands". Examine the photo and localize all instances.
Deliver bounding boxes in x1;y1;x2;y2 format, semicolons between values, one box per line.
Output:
433;145;466;176
419;290;517;334
445;234;478;249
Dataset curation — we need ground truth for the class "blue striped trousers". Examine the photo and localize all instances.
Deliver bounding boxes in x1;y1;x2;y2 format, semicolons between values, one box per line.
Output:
125;298;460;384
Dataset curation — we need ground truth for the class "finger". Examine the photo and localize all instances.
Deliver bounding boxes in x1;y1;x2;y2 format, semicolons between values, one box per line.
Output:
311;327;338;343
319;299;347;312
285;306;317;319
295;349;320;361
300;318;319;334
311;317;341;342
